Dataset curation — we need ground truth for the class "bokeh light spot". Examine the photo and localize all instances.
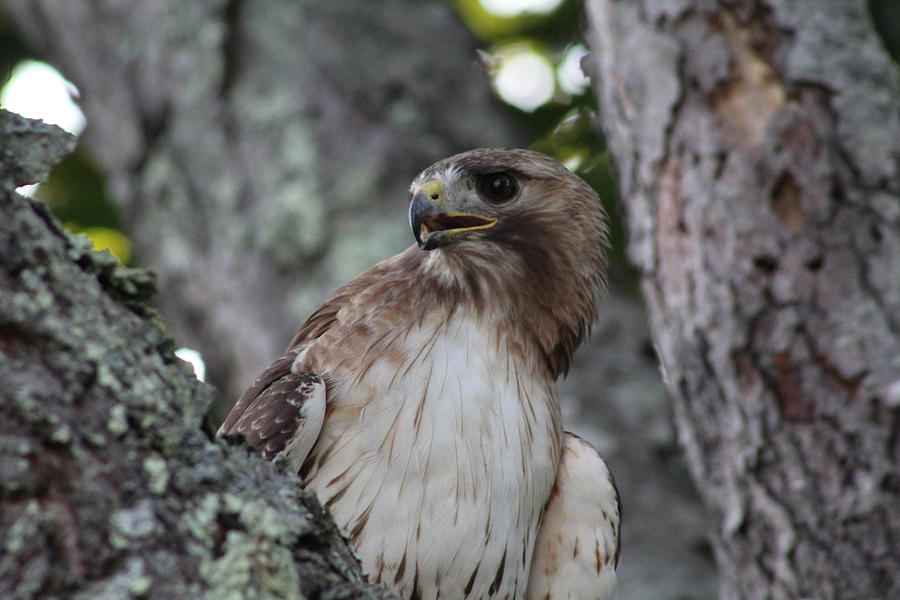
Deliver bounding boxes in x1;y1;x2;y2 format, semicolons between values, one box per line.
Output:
557;44;590;95
1;60;86;135
175;348;207;382
478;0;564;17
493;48;555;112
561;152;586;171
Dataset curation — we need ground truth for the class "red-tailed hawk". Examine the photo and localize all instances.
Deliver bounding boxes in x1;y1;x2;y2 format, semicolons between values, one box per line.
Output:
219;148;621;599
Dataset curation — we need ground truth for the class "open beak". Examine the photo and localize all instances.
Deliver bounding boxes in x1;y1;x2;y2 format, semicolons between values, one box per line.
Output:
408;191;497;251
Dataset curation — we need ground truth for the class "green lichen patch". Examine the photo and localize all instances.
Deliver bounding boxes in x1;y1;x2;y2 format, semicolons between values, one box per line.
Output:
143;454;170;494
0;110;395;600
203;531;304;600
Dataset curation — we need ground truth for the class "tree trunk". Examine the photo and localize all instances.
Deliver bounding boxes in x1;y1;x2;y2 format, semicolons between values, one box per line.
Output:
585;1;900;598
0;110;396;599
0;0;525;408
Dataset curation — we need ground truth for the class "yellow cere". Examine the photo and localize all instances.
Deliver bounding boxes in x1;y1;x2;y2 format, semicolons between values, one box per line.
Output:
419;180;444;205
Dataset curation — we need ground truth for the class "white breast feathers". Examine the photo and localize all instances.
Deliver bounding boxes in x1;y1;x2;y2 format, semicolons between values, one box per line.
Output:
303;312;562;600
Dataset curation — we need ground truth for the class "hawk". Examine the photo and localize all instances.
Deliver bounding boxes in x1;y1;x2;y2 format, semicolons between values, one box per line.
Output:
219;148;621;599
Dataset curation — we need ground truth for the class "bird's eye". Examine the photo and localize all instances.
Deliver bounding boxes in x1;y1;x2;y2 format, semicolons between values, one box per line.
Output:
477;172;518;203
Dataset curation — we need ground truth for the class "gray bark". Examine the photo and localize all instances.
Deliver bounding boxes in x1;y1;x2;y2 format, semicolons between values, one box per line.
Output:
0;109;396;599
586;1;900;598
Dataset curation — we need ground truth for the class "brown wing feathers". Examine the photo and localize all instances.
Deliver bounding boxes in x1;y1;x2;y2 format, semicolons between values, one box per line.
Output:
217;352;320;460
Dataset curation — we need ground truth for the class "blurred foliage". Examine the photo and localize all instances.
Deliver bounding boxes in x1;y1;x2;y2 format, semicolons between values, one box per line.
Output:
35;149;118;228
30;144;125;260
0;11;27;77
35;146;130;262
870;0;900;61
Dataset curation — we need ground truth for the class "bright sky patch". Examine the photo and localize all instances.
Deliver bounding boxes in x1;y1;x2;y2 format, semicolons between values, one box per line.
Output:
492;48;555;112
1;60;86;135
478;0;564;17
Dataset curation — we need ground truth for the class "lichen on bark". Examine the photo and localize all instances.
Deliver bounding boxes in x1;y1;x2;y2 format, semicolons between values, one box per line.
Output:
0;109;394;600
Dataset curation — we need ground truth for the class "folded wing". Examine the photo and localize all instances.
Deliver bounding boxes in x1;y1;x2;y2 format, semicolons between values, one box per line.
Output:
527;432;621;600
217;352;326;472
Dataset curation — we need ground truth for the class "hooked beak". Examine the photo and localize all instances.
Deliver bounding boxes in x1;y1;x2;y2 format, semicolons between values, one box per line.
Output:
408;190;497;251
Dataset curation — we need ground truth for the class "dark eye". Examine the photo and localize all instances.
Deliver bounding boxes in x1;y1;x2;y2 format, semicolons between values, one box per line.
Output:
478;172;518;203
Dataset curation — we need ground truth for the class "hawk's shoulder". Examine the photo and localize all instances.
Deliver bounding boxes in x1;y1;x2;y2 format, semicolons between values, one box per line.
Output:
217;352;326;470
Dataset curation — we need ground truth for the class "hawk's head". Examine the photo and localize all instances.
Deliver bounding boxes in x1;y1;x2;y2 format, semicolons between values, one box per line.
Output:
407;148;609;376
409;148;605;253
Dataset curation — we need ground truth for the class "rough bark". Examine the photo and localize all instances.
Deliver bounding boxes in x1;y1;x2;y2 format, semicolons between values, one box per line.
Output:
0;109;395;600
586;1;900;598
0;0;525;407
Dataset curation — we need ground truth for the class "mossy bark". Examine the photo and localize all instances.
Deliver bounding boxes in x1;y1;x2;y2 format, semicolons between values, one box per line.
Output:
586;1;900;598
0;109;395;600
